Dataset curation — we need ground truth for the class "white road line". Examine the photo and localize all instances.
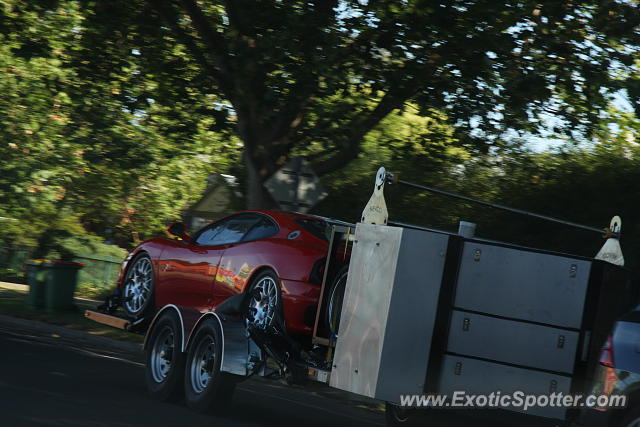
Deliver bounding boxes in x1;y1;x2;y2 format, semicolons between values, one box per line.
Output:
73;348;145;367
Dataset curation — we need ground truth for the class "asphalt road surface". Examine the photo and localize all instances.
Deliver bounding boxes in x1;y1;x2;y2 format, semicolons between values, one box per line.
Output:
0;318;591;427
0;322;385;427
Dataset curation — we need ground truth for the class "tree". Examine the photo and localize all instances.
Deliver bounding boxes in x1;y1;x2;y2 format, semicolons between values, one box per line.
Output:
424;106;640;268
0;1;242;249
98;0;640;208
314;104;469;223
0;0;86;246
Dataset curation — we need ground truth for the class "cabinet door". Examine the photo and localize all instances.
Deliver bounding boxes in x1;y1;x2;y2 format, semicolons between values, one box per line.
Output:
447;311;579;374
454;242;591;329
438;355;571;420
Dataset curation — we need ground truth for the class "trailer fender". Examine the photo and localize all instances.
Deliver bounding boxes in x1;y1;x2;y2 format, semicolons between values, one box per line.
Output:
187;311;250;377
144;305;250;377
143;304;187;352
143;305;203;353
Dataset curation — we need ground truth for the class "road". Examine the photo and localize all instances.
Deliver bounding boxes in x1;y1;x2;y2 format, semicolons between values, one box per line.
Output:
0;318;585;427
0;322;385;427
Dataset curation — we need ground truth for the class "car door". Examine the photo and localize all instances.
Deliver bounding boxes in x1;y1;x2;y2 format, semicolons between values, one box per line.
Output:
193;213;265;303
156;215;250;310
158;213;266;309
214;214;280;302
156;234;225;311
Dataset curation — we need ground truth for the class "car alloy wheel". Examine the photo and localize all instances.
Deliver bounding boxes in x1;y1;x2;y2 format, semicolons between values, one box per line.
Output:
123;255;153;317
247;274;279;329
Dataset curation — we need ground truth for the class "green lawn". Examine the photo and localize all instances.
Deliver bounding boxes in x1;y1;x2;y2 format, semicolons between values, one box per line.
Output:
0;287;142;343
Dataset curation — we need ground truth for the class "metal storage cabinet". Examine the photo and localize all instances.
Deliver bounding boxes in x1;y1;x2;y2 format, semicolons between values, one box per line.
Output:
438;355;572;419
446;310;580;374
454;242;592;329
330;223;449;403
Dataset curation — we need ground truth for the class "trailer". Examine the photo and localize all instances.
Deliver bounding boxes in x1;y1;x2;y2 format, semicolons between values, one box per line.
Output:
86;168;638;426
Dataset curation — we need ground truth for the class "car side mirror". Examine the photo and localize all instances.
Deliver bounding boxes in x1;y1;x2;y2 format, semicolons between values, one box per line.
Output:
167;222;193;243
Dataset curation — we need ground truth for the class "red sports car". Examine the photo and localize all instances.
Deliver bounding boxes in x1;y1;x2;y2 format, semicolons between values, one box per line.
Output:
116;210;345;338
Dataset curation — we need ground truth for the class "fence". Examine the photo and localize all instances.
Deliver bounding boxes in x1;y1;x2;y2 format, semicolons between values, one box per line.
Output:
74;253;124;289
0;246;124;291
0;246;32;282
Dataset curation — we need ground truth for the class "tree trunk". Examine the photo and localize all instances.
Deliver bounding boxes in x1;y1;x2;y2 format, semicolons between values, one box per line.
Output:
243;149;279;210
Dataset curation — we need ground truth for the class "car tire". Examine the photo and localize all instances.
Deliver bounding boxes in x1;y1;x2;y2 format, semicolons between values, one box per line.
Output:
325;265;348;336
184;318;236;413
145;311;185;402
245;270;282;330
122;253;155;320
620;406;640;427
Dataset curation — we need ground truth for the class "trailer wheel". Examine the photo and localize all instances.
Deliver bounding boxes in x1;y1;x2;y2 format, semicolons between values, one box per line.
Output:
122;253;155;319
145;311;185;401
385;402;418;426
184;318;236;413
326;265;348;336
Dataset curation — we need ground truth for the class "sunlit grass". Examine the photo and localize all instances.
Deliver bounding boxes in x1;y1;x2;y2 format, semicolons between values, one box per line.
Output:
75;281;116;300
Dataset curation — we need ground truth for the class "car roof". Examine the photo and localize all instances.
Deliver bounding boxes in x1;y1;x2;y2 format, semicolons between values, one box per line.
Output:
238;209;338;223
232;210;353;240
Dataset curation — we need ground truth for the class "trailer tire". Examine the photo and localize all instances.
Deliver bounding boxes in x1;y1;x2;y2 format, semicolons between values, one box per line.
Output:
184;318;236;413
144;311;185;402
385;402;419;426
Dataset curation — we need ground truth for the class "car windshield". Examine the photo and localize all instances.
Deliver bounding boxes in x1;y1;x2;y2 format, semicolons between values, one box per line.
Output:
295;218;331;242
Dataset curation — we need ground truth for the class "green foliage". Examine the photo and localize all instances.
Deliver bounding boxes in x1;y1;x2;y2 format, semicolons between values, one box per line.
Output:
317;103;640;269
314;105;470;223
1;0;640;270
374;111;640;267
75;281;114;300
0;0;241;250
125;0;640;208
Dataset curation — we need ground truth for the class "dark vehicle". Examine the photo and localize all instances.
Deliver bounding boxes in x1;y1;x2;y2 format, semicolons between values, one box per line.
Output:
582;308;640;427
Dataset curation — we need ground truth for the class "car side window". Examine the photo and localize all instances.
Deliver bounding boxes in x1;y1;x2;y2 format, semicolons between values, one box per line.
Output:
196;214;261;246
243;216;279;242
195;222;226;246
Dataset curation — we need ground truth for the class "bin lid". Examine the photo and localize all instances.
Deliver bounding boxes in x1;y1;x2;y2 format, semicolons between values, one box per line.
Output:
27;259;85;269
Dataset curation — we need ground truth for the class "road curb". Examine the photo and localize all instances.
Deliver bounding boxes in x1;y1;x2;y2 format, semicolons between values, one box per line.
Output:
0;313;142;355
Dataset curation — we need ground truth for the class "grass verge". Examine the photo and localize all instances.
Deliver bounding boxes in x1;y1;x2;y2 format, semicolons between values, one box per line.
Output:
0;287;142;344
75;281;116;300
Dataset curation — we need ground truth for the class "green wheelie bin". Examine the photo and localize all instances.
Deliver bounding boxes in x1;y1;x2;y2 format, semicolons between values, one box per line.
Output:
26;260;84;311
25;260;47;309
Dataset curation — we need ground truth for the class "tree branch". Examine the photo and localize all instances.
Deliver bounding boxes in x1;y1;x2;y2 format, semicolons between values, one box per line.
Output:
262;83;314;145
312;86;417;176
149;0;221;88
261;2;337;147
305;146;339;162
176;0;236;98
221;0;251;35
